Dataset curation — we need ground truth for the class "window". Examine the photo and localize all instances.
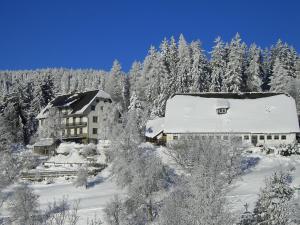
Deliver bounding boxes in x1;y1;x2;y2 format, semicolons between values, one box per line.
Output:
217;108;227;114
96;99;100;103
91;105;96;111
173;135;178;140
92;128;98;135
79;128;83;134
259;135;265;140
274;135;279;140
66;118;69;125
223;136;229;140
93;116;98;123
216;136;221;140
209;136;214;140
281;135;286;140
244;135;249;140
201;136;206;140
267;135;272;140
195;136;200;140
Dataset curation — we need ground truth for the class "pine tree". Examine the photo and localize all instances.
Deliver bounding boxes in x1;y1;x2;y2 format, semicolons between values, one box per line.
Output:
223;33;245;92
177;34;192;93
245;44;263;92
129;61;143;94
105;60;123;103
253;171;294;225
189;40;210;92
270;57;291;92
210;37;227;92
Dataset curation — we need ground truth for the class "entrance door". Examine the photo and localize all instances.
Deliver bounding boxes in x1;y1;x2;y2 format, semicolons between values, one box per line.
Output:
251;135;258;146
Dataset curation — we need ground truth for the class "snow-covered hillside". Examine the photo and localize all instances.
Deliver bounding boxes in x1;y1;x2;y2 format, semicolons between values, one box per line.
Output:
28;145;300;224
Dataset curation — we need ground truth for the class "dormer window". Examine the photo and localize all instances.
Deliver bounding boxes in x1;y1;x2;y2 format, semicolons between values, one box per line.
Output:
217;108;228;114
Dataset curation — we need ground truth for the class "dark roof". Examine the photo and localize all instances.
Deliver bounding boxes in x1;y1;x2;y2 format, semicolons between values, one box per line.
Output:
171;92;287;99
50;90;111;114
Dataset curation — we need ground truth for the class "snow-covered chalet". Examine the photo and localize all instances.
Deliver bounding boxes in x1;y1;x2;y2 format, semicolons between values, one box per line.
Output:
36;90;112;145
146;92;300;146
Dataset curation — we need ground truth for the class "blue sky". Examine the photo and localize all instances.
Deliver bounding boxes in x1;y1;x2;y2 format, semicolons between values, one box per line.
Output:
0;0;299;71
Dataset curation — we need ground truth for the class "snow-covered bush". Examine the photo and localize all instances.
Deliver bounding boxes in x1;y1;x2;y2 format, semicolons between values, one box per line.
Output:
73;167;88;189
7;183;40;225
252;170;295;225
80;143;97;157
260;142;300;156
279;142;300;156
56;142;75;155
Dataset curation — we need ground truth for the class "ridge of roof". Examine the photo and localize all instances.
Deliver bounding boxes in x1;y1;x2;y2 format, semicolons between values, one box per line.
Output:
171;92;288;99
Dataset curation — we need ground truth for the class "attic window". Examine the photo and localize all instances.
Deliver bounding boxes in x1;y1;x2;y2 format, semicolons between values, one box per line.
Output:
91;105;96;111
217;108;227;114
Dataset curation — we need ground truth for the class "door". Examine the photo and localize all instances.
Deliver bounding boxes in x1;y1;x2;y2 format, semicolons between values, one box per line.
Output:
251;135;258;146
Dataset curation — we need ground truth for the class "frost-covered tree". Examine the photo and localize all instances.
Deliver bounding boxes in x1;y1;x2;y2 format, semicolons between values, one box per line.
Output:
159;139;238;225
210;37;227;92
8;183;40;225
245;44;263;92
189;40;210;92
177;34;191;93
270;57;291;93
253;170;294;225
74;167;89;189
38;107;63;140
105;60;123;103
223;33;246;92
128;61;143;94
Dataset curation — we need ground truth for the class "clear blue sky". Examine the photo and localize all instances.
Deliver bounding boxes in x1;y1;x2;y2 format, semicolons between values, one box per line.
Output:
0;0;299;71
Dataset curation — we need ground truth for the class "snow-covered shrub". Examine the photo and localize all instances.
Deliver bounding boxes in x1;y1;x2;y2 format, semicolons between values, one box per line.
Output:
56;143;74;155
73;167;88;189
79;143;97;157
253;170;295;225
8;183;40;225
278;142;300;156
260;145;275;154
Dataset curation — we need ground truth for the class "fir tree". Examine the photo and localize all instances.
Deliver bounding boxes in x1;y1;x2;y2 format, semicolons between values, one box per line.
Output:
177;34;191;93
223;33;245;92
253;171;294;225
210;37;227;92
245;44;263;92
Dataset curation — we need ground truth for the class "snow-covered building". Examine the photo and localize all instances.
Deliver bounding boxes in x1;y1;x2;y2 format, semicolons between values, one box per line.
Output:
157;93;300;146
37;90;113;144
145;117;165;144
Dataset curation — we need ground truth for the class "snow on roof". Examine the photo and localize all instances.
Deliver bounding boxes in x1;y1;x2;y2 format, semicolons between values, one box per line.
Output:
34;138;55;147
164;93;300;134
146;117;165;138
216;99;230;109
37;90;112;118
97;90;111;99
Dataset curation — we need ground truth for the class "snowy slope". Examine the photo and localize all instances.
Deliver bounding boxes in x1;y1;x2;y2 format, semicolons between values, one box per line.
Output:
32;167;124;225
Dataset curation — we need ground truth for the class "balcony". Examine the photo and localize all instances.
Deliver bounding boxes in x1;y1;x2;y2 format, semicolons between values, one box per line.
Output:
62;122;87;128
62;133;88;139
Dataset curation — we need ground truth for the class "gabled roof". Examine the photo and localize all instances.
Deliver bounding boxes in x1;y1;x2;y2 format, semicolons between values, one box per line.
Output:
37;90;111;119
164;93;300;134
145;117;165;138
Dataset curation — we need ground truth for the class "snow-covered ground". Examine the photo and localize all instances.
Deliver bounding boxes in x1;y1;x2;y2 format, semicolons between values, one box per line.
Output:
19;144;300;224
32;166;124;225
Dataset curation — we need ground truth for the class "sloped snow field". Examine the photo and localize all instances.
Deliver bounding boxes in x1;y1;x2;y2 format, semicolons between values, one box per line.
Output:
30;145;300;224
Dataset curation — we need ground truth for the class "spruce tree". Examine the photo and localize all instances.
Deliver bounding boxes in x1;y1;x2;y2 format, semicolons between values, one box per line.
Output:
253;171;294;225
245;44;263;92
223;33;245;92
210;37;227;92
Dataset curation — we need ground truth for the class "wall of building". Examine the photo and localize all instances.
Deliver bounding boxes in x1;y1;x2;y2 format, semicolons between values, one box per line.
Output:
166;132;297;146
87;98;112;142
